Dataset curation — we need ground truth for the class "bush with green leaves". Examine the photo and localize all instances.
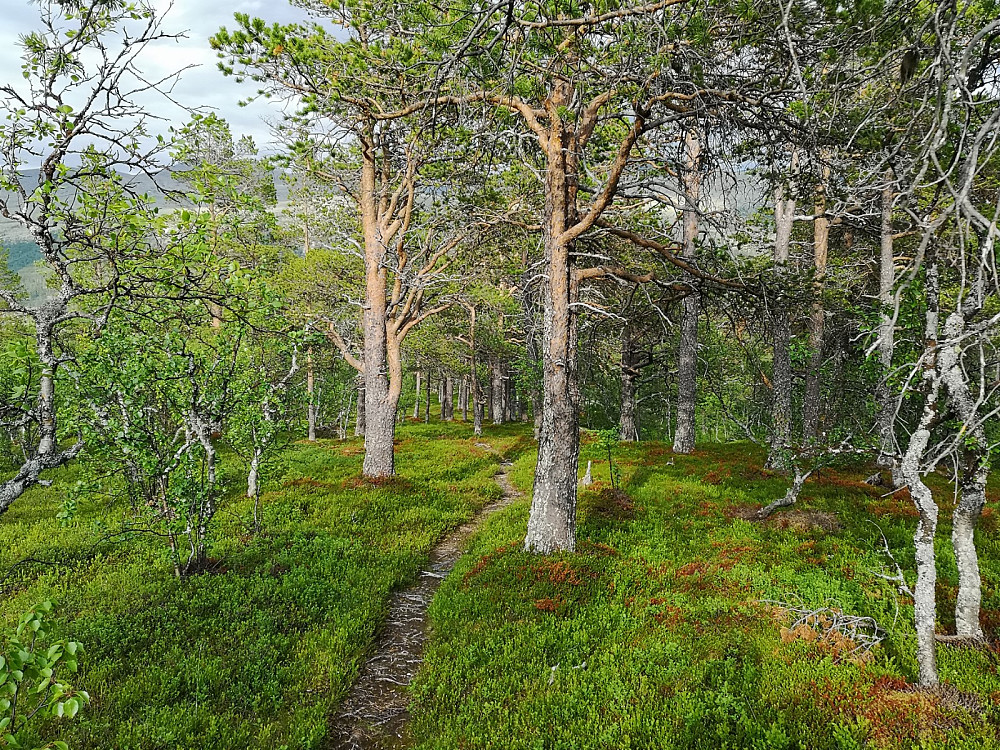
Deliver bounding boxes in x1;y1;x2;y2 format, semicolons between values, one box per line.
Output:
69;314;239;576
0;602;88;750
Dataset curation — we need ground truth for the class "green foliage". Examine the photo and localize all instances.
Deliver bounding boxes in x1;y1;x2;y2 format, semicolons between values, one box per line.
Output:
0;602;88;750
69;313;240;575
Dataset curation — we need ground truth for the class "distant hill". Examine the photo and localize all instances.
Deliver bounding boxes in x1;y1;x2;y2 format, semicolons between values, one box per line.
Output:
2;166;290;207
0;165;292;284
3;241;42;272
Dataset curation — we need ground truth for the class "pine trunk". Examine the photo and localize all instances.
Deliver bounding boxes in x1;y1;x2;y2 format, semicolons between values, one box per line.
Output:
424;373;431;424
492;365;505;425
460;375;468;421
525;152;580;554
620;323;639;442
358;138;397;478
673;128;701;454
413;370;421;419
802;168;829;442
877;174;898;468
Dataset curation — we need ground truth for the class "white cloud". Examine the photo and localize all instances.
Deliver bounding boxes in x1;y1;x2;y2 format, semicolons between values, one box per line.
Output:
0;0;314;156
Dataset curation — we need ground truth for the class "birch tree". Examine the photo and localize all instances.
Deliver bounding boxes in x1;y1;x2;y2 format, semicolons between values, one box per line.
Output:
884;0;1000;683
0;0;184;513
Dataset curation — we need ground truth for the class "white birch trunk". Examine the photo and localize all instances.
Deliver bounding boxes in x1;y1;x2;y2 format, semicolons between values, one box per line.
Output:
767;148;798;469
899;260;941;686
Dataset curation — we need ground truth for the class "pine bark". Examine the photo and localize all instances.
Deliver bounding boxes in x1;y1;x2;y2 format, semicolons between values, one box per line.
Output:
464;306;484;437
492;365;506;425
472;371;484;437
619;323;639;442
673;128;702;454
413;370;421;419
445;376;454;420
424;372;431;424
358;135;400;478
505;375;516;422
460;375;469;421
520;75;647;553
525;105;582;553
360;304;397;477
876;172;898;468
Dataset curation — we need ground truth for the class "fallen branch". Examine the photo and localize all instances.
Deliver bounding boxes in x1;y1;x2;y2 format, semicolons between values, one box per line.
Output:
756;464;813;519
761;598;886;662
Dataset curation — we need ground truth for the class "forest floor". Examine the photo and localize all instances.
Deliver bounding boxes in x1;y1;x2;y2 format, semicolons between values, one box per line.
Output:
1;420;999;749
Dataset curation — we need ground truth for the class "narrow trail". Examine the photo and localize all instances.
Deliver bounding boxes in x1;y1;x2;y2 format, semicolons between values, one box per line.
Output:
326;460;523;750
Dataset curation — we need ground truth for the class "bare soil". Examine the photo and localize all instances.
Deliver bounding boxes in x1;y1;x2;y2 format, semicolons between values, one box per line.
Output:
325;463;522;749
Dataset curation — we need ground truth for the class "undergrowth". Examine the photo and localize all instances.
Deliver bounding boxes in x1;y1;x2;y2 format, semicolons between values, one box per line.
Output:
411;436;1000;750
2;424;998;749
0;420;529;749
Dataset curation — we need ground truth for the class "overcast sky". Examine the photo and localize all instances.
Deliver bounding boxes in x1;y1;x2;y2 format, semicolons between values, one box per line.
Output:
0;0;315;155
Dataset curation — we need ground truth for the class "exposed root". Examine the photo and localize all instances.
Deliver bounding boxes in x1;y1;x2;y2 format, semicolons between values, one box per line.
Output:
863;471;885;486
896;682;985;714
730;506;840;534
756;465;812;520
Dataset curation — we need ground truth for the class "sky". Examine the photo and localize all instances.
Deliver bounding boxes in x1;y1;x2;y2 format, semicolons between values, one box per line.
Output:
0;0;315;155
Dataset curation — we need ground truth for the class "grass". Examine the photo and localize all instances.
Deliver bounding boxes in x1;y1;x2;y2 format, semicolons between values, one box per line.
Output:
411;437;1000;750
2;422;998;749
0;419;530;749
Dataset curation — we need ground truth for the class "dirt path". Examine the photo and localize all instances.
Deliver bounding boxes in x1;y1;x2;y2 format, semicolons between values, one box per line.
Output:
326;461;523;749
